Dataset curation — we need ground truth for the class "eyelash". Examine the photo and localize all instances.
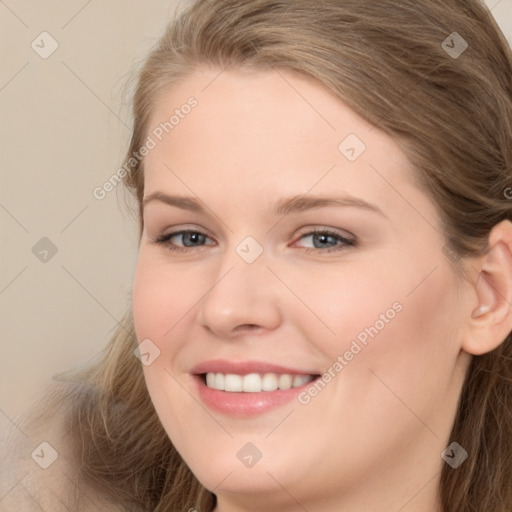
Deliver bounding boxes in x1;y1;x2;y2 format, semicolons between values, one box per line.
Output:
152;228;356;254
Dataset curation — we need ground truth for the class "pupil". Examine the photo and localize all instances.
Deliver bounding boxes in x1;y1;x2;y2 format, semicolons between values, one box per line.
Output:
315;234;333;248
186;232;202;245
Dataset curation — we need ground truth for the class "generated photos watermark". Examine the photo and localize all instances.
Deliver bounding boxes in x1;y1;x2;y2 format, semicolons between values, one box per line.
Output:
298;301;403;405
93;96;198;200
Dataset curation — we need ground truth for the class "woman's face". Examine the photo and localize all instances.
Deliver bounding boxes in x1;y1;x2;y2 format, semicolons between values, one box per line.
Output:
132;66;473;511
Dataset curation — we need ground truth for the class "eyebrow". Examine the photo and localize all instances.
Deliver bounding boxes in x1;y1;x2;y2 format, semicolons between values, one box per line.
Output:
142;192;386;217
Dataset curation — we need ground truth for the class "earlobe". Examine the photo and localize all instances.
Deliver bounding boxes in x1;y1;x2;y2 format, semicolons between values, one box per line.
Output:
463;220;512;356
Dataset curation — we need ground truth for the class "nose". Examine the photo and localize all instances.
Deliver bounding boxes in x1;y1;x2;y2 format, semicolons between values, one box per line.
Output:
197;247;282;339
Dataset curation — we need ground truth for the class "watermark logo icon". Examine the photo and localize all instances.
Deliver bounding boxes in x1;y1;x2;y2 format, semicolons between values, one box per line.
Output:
338;134;366;162
442;32;468;59
31;32;59;59
236;236;263;264
441;442;468;469
134;338;161;366
31;441;59;469
32;237;58;263
237;442;263;468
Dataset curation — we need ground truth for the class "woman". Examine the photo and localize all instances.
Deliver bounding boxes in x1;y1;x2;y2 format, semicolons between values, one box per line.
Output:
4;0;512;510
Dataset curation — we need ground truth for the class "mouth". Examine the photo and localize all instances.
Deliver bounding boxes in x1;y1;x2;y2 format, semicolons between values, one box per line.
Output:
202;372;316;392
190;360;321;417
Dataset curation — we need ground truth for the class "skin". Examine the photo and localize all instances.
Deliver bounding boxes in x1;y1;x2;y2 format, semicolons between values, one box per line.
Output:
131;66;512;512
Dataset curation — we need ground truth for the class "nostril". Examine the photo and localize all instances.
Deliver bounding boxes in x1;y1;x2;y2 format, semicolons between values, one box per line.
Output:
234;324;261;333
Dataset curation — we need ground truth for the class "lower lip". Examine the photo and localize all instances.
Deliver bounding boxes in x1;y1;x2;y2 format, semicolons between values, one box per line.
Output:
194;375;316;417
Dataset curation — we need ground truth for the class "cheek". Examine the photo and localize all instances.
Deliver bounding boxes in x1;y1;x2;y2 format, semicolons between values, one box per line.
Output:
336;266;461;423
132;254;202;345
306;260;461;401
293;267;462;471
132;257;204;450
283;262;402;355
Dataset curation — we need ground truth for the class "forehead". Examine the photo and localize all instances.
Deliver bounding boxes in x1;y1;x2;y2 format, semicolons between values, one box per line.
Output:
142;66;425;220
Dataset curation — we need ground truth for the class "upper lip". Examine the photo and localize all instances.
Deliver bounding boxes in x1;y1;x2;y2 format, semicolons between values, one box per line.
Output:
190;359;320;376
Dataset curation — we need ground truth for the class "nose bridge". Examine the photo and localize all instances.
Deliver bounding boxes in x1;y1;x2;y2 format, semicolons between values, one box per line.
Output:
197;237;282;335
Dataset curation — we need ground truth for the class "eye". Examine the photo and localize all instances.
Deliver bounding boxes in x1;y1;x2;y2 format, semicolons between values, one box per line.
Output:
293;228;356;253
152;227;356;254
152;230;215;252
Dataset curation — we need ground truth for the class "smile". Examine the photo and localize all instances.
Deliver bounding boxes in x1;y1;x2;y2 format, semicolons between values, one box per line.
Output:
204;372;315;392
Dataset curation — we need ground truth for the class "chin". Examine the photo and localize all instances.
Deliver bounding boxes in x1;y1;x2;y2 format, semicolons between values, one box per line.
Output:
182;441;296;495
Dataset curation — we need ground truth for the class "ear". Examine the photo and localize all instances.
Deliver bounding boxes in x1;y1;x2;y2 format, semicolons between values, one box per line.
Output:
462;219;512;356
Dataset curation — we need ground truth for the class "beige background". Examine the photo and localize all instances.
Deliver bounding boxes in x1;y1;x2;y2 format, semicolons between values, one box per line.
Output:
1;0;511;429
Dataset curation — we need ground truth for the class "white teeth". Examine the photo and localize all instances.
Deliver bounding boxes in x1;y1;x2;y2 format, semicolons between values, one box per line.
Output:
292;375;311;387
206;373;215;388
224;374;243;392
278;374;293;390
243;373;262;392
262;373;278;391
204;372;314;392
213;373;224;390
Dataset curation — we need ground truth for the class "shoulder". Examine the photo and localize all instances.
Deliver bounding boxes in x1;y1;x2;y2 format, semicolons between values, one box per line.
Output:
0;381;125;512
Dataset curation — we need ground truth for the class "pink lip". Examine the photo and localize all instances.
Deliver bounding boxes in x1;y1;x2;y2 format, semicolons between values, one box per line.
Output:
190;359;320;418
190;359;318;376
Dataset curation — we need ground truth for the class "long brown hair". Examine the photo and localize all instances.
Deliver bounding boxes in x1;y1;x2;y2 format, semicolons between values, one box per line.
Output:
29;1;512;510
